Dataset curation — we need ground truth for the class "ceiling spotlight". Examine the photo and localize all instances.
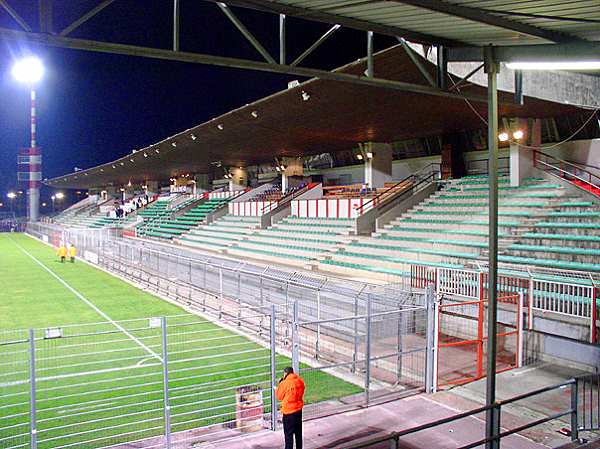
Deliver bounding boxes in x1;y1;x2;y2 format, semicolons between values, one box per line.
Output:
127;180;132;187
251;111;258;118
130;158;134;163
512;129;524;140
119;187;125;192
7;192;16;199
55;192;64;199
366;152;373;159
275;166;281;172
356;154;363;161
112;165;116;169
190;134;197;141
217;124;224;130
120;162;125;166
155;149;160;153
171;142;177;147
280;165;286;170
143;153;148;158
301;91;310;101
498;132;510;142
100;168;104;172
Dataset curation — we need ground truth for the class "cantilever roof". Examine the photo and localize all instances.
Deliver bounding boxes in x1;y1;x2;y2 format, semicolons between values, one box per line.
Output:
46;45;582;189
211;0;600;46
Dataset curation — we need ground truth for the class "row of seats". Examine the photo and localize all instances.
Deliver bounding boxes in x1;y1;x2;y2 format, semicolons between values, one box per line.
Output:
137;197;231;239
177;215;354;267
318;175;599;281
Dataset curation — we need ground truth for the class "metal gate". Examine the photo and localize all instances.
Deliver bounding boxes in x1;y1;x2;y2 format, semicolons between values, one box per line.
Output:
435;293;524;388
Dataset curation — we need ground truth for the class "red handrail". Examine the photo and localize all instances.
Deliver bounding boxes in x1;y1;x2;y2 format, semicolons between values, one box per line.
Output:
533;149;600;192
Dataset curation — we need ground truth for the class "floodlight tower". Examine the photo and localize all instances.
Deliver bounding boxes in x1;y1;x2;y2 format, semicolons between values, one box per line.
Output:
12;56;44;222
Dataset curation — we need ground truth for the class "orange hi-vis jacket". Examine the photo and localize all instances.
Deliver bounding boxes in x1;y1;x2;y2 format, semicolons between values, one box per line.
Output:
276;373;305;415
57;246;67;257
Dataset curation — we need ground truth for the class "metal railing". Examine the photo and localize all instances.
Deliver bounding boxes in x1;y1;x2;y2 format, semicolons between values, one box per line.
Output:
354;162;441;216
348;374;600;449
533;149;600;193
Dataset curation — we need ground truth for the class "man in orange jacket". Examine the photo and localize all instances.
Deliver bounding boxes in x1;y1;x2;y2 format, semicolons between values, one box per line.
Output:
276;367;305;449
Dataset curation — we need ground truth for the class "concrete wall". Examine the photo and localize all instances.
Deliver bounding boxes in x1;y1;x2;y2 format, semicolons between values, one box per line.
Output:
543;138;600;179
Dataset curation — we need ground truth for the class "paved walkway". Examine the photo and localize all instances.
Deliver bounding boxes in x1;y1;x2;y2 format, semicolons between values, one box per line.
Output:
198;363;586;449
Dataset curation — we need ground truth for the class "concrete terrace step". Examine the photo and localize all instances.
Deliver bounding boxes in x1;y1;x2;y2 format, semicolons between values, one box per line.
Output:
498;254;600;272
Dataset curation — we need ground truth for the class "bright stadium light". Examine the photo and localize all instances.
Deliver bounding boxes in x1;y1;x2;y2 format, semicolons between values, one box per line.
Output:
7;192;16;199
12;56;44;84
498;132;509;142
513;129;524;140
55;192;64;200
506;61;600;71
356;154;363;161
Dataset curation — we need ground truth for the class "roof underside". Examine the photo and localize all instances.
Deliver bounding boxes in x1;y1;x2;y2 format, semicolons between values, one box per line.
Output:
217;0;600;46
46;44;583;190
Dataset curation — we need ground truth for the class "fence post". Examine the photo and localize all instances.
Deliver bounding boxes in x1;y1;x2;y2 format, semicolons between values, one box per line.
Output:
292;300;300;373
591;287;597;344
365;294;372;406
517;292;524;368
425;285;437;393
29;329;37;449
528;277;534;330
571;380;579;441
161;317;172;449
270;305;278;431
315;290;321;360
219;267;223;301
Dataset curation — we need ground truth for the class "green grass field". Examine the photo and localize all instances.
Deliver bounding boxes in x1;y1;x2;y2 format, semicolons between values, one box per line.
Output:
0;233;361;449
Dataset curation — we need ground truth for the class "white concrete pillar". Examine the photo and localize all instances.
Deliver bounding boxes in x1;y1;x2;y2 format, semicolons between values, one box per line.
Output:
281;157;303;192
510;119;540;186
363;142;393;188
229;167;248;191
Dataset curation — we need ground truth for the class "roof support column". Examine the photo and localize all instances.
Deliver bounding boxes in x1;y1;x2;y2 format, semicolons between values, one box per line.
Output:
173;0;180;51
509;118;531;187
436;45;447;90
229;167;248;192
363;142;392;189
279;14;286;64
484;45;500;449
367;31;374;77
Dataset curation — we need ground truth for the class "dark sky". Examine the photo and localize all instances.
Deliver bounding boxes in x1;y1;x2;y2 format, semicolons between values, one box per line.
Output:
0;0;396;205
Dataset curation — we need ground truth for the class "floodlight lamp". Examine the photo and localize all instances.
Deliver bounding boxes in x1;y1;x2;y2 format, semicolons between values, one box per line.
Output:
251;111;258;118
171;142;177;147
55;192;64;199
12;56;44;84
275;166;281;172
280;165;286;171
51;195;55;200
190;134;197;141
366;152;373;159
301;91;310;101
127;180;132;187
498;132;509;142
7;192;16;199
0;203;3;207
512;129;524;140
217;124;224;130
506;61;600;71
356;154;363;161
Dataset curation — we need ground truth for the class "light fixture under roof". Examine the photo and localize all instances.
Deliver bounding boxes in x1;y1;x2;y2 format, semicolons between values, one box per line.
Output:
251;111;258;118
143;153;148;158
130;158;134;163
512;129;524;140
356;154;363;161
498;132;509;142
155;149;160;153
217;124;224;130
190;134;197;141
120;162;124;166
171;142;177;147
112;165;116;169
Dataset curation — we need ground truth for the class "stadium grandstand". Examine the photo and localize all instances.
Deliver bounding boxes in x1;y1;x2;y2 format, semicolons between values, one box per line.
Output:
2;1;600;449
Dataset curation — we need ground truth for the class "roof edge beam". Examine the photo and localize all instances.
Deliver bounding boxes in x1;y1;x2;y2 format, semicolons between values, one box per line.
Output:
0;0;32;31
60;0;117;37
391;0;582;44
448;42;600;62
203;0;463;47
0;27;491;103
217;2;276;64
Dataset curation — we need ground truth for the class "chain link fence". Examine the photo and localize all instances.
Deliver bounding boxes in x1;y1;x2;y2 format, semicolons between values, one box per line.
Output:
17;223;433;448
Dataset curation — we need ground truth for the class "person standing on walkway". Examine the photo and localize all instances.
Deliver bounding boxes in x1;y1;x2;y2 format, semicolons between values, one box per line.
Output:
57;244;67;263
276;367;305;449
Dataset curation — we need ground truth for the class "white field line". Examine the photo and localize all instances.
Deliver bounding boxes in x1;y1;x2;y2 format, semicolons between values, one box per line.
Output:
9;237;162;363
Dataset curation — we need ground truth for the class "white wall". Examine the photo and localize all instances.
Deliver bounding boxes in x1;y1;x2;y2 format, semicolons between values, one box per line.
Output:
543;138;600;179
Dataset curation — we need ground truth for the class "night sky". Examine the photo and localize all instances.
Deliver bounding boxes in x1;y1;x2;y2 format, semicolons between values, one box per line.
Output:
0;1;396;207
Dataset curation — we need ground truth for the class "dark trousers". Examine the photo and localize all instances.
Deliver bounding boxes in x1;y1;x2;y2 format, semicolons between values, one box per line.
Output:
282;409;302;449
